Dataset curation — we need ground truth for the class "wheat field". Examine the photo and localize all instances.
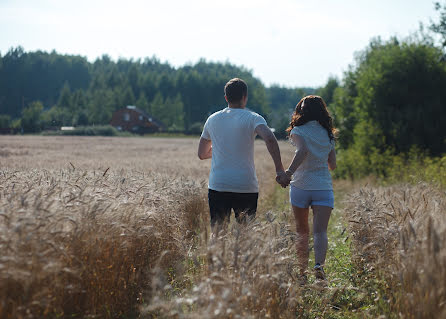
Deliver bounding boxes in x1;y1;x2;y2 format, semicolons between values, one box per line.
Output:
0;136;295;318
345;184;446;318
1;136;445;318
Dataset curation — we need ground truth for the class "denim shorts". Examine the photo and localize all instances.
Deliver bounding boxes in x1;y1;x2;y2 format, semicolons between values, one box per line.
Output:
289;185;334;208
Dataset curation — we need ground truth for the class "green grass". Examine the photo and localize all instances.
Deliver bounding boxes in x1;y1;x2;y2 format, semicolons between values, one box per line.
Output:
270;183;390;318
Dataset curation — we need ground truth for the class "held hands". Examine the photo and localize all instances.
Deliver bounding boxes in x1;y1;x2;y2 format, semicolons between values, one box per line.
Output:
276;170;292;188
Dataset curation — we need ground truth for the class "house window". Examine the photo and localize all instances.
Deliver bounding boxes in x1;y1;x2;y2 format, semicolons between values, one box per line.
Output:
123;113;130;121
139;115;143;121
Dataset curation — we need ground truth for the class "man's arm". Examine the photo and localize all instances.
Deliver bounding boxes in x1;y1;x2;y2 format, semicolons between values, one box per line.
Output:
198;137;212;160
255;124;285;176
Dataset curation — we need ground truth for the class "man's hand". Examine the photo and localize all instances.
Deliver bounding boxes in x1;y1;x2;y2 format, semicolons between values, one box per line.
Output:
276;170;291;188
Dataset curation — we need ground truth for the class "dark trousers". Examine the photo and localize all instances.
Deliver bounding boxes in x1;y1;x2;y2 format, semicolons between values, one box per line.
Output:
208;189;258;227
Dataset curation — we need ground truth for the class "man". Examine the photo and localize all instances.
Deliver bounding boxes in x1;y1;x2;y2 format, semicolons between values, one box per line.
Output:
198;78;287;228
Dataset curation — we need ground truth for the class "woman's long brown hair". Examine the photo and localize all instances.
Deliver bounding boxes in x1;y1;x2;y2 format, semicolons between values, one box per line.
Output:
286;95;336;141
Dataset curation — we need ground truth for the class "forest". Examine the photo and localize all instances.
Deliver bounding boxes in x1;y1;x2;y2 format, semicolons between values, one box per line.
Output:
0;48;314;135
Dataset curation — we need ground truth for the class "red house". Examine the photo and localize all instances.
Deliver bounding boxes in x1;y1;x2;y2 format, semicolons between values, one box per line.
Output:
110;106;165;134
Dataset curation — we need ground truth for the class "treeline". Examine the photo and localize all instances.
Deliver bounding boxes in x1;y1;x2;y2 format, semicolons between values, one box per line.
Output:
328;1;446;182
0;48;314;134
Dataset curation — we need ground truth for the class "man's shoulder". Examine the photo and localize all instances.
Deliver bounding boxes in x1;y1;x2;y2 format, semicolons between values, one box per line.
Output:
206;108;227;121
206;107;265;124
245;108;265;119
246;109;267;127
246;108;258;114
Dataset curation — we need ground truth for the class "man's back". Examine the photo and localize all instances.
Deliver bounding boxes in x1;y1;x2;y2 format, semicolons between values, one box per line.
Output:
201;107;266;193
198;77;285;227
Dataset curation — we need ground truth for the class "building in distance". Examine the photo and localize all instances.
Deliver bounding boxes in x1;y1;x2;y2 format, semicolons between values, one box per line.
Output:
110;106;165;134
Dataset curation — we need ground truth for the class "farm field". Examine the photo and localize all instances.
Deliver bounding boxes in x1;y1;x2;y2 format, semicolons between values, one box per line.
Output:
1;136;445;318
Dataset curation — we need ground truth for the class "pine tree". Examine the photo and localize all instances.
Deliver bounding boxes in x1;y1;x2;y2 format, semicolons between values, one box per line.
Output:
136;92;150;113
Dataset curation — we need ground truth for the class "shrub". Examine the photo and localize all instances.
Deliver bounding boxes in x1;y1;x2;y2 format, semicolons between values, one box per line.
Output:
42;125;131;136
21;101;44;133
0;114;11;129
334;147;446;188
188;122;204;135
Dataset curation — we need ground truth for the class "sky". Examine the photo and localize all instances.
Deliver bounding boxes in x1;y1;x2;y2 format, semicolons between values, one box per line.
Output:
0;0;439;87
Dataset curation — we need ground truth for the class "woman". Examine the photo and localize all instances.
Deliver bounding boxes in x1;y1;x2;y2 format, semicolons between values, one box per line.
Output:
281;95;337;283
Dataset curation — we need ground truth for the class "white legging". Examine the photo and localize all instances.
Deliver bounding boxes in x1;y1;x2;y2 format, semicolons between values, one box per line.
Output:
312;208;331;265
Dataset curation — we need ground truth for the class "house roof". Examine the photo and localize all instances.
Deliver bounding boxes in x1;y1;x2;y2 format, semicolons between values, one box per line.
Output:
123;105;166;129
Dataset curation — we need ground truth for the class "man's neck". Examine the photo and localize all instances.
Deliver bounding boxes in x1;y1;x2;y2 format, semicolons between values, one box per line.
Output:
228;104;245;109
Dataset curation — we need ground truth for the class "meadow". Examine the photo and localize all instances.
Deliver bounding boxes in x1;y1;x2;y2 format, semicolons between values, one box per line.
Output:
1;136;445;318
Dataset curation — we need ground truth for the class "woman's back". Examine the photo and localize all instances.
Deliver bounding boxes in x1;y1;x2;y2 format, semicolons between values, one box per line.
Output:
289;120;334;190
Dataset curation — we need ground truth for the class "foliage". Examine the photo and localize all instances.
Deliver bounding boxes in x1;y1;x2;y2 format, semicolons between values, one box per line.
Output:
334;146;446;188
21;101;44;133
430;1;446;48
0;114;11;129
188;122;204;135
330;37;446;156
42;125;126;136
266;85;315;138
0;48;272;132
152;93;185;130
328;35;446;187
315;76;339;106
41;105;73;127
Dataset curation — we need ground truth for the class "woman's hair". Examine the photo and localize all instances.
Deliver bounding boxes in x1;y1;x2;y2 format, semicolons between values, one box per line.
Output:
286;95;336;141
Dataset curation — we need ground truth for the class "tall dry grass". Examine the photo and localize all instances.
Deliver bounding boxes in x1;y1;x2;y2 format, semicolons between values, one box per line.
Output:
0;136;294;318
0;168;207;318
143;211;301;319
345;184;446;318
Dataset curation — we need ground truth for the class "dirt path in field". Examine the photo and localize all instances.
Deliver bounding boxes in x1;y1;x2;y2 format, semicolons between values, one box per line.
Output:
267;181;381;318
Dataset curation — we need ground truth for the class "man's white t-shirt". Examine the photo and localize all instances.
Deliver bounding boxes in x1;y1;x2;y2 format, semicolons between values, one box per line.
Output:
201;107;267;193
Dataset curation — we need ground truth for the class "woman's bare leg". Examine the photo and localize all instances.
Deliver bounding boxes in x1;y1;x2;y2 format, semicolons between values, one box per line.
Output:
292;205;310;275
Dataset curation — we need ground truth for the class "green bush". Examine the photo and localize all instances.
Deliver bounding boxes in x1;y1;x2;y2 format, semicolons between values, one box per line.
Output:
0;115;11;129
188;122;203;135
334;147;446;188
21;101;44;133
42;125;131;137
330;38;446;156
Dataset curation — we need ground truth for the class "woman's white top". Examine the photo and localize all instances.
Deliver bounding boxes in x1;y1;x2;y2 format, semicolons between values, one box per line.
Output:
289;121;334;190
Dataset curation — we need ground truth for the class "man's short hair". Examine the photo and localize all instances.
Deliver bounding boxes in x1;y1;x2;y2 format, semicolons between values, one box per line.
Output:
224;78;248;104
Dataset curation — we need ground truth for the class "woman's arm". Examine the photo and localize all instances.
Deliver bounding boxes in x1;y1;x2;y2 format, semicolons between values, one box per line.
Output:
284;134;309;179
328;149;336;170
